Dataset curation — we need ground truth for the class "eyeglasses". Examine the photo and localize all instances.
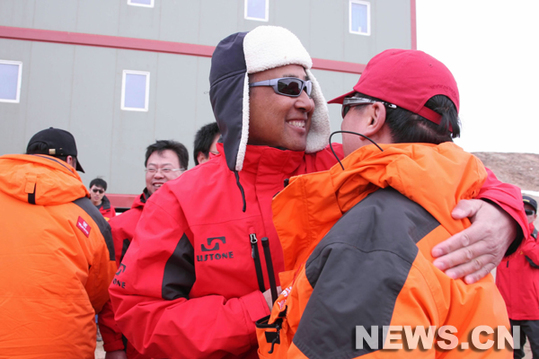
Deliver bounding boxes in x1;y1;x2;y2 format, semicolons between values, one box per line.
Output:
525;209;536;216
92;188;104;194
145;167;185;175
249;77;312;98
341;96;397;118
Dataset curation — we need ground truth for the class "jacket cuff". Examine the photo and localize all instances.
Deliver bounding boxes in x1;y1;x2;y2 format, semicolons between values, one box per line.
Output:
239;291;271;347
240;290;271;323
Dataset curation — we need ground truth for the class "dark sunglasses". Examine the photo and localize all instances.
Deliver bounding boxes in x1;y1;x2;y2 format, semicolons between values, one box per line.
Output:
341;96;397;118
249;77;312;98
92;188;104;194
525;209;536;216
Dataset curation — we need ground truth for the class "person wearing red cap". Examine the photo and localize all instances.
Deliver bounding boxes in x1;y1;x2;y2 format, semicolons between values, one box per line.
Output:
496;195;539;359
256;49;525;358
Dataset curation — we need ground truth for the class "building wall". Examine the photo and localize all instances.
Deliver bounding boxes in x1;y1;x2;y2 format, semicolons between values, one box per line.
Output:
0;0;414;194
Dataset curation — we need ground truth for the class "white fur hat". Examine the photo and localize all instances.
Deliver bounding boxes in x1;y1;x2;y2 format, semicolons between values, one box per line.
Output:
210;26;331;171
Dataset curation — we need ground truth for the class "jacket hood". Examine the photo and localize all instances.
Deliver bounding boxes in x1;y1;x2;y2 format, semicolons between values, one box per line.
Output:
209;26;331;172
272;142;487;272
0;154;89;205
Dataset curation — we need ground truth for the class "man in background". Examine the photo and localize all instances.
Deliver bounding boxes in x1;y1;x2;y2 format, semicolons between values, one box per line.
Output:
100;139;189;359
0;127;116;358
497;195;539;358
90;177;116;221
193;122;220;165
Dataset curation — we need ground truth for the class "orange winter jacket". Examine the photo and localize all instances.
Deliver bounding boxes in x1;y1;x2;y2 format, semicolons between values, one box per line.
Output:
257;143;512;358
0;154;116;359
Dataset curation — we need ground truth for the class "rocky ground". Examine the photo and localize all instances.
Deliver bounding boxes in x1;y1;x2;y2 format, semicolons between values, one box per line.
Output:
474;152;539;228
473;152;539;193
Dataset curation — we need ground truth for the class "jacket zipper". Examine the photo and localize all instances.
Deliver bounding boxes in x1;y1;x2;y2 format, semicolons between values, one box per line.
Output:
261;237;278;304
250;233;266;292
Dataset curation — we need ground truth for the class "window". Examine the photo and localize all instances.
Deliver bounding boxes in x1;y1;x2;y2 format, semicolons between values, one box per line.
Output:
349;0;371;36
128;0;154;8
245;0;268;22
0;60;22;103
121;70;150;111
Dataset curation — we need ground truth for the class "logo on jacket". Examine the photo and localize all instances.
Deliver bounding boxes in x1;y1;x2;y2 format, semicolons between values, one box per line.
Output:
76;216;91;237
201;237;226;251
198;237;233;262
112;264;127;289
116;263;126;275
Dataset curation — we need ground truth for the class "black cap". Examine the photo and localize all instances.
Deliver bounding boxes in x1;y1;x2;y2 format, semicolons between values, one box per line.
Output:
26;127;85;172
523;196;538;212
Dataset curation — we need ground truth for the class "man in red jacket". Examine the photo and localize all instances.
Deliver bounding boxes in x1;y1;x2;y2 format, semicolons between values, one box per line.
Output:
109;26;527;359
100;139;189;359
497;195;539;358
90;178;117;221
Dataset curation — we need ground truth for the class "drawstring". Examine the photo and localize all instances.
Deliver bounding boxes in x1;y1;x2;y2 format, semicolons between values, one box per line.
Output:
329;130;384;170
234;170;246;212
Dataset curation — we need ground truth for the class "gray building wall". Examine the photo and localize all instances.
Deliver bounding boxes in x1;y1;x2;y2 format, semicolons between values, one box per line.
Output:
0;0;413;194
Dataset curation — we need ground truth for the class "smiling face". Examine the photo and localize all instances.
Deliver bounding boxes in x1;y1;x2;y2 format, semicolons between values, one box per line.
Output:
248;64;314;151
145;149;183;195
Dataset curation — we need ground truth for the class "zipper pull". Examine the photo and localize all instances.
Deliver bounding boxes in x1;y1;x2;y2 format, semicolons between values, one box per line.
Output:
250;233;258;259
250;233;266;292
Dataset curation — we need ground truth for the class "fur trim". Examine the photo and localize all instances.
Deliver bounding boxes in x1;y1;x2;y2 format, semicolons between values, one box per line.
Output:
237;74;250;171
304;69;331;153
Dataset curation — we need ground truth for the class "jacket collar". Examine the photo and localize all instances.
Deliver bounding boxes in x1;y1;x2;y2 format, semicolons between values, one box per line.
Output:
0;154;88;206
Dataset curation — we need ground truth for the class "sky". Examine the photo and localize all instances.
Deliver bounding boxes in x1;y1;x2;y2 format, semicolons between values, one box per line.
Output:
415;0;539;154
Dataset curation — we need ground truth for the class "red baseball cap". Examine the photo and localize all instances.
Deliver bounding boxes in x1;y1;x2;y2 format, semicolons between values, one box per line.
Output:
328;49;459;126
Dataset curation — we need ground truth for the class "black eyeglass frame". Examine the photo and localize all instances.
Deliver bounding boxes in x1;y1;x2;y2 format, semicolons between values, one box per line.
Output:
525;209;536;216
249;77;313;98
341;96;397;119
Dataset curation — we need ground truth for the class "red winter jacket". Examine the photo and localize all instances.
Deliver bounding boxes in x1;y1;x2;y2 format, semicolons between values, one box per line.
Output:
100;190;152;358
98;195;117;221
110;190;149;267
109;144;342;359
496;224;539;320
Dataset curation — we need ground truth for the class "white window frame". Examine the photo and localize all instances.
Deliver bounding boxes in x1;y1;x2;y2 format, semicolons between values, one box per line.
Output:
0;60;23;103
121;70;150;112
244;0;269;22
127;0;154;8
349;0;371;36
